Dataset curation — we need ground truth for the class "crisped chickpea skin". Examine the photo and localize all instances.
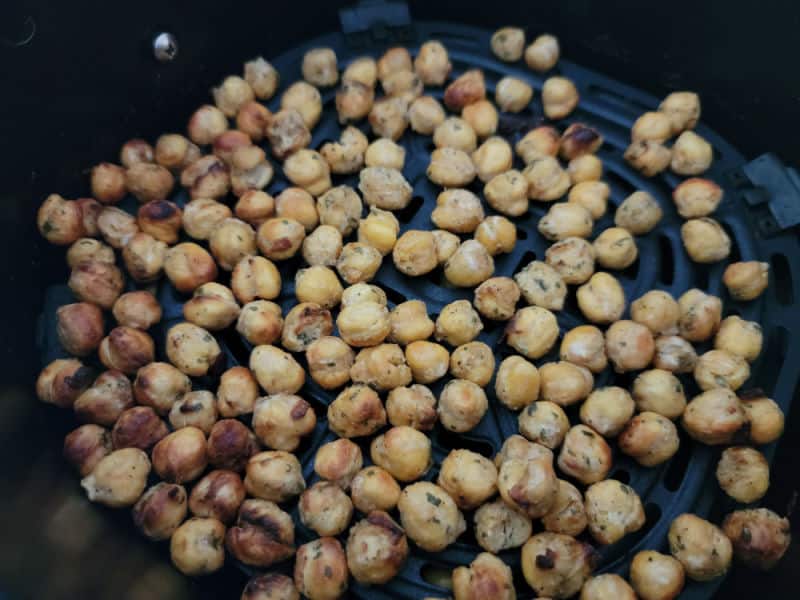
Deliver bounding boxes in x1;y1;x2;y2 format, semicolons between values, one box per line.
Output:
630;550;685;600
619;411;680;466
580;386;635;437
452;553;516;600
371;426;432;482
723;261;769;301
668;513;732;581
389;300;434;345
722;508;791;571
560;325;608;373
606;320;655;372
577;272;626;325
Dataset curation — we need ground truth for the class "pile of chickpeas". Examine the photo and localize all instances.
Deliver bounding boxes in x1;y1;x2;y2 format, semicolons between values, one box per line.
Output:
35;22;790;600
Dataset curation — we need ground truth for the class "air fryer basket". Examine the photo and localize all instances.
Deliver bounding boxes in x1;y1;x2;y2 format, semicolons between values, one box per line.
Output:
6;1;800;598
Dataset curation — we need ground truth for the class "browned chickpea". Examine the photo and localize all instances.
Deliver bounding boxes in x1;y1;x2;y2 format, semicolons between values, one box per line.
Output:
226;499;295;568
337;300;391;347
539;202;593;241
133;361;190;415
409;95;446;135
81;447;151;508
505;306;560;360
557;424;613;485
98;326;154;375
281;302;333;352
559;124;602;161
672;177;722;219
516;126;559;164
235;190;274;228
182;198;232;240
328;384;386;438
473;276;520;321
255;217;305;261
236;101;271;142
392;230;437;276
434;116;478;152
524;157;571;201
459;99;496;140
678;288;722;342
350;344;412;391
682;388;746;444
206;418;259;471
723;261;770;301
236;300;283;345
112;405;169;450
320;126;369;175
122;232;166;282
336;242;383;284
653;335;698;374
514;259;567;311
217;366;259;418
443;69;486;112
405;341;449;385
716;446;769;503
694;349;750;391
136;200;182;244
166;322;222;377
245;451;305;502
541;479;588;537
741;392;784;445
305;336;354;390
522;533;594;599
560;325;608;373
97;206;139;249
722;508;791;571
300;481;353;537
346;511;408;586
632;111;672;143
605;320;655;372
241;573;299;600
229;257;280;305
207;218;256;271
398;481;466;552
244;56;279;100
335;79;374;124
294;538;348;600
384;384;436;430
452;553;516;600
211;75;255;118
68;260;124;310
76;197;103;237
169;390;219;434
66;238;115;269
472;498;532;555
189;469;246;524
315;438;363;489
133;482;188;540
615;190;664;234
170;517;226;576
74;369;134;426
620;411;680;466
55;302;104;357
585;479;645;545
37;194;86;245
183;282;240;331
350;466;401;513
250;344;305;394
252;393;316;452
438;449;498;511
266;108;311;160
681;217;731;263
63;424;112;477
576;272;626;324
438;379;488;432
155;133;202;172
181;155;231;199
624;140;672;177
90;163;127;205
669;513;732;581
444;239;495;287
368;96;409;140
125;162;174;204
164;242;217;294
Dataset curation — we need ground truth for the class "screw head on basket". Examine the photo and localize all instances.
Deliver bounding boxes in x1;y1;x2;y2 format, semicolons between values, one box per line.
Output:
152;32;178;62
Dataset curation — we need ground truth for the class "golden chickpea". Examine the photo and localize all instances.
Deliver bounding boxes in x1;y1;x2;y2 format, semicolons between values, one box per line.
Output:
364;139;404;171
682;388;746;444
585;479;645;545
136;199;182;244
390;300;434;345
73;369;134;426
448;341;494;386
405;340;450;384
741;392;784;445
443;68;485;112
300;47;338;87
182;283;240;331
671;131;713;175
413;40;451;85
659;91;700;134
629;551;686;600
341;283;386;308
432;229;460;264
435;300;483;346
524;33;560;71
266;108;311;159
90;163;127;205
630;369;686;419
281;80;322;129
652;336;697;374
438;449;498;510
121;231;167;282
306;336;355;390
524;157;571;201
168;390;218;434
169;517;227;576
256;217;305;261
408;95;446;134
244;450;305;503
624;140;672;177
462;99;499;139
334;79;374;124
723;508;791;571
180;155;230;200
226;499;294;568
236;101;271;143
312;190;359;241
438;379;488;432
576;272;626;324
272;189;319;234
568;156;603;186
444;240;495;287
473;498;532;554
397;481;466;552
472;137;514;183
580;388;637;441
539;202;593;241
681;217;731;263
672;177;722;219
376;47;412;80
427;147;477;187
540;362;594;407
694;349;750;391
567;181;608;220
151;426;208;483
68;260;124;310
560;325;607;373
516;127;559;164
234;190;274;228
678;288;722;341
392;230;438;276
557;424;613;484
669;513;732;581
215;367;258;418
208;218;257;271
350;343;412;391
294;538;349;600
335;242;382;284
342;56;377;87
315;438;363;489
630;290;679;335
386;384;437;430
613;190;662;234
252;393;316;453
541;76;579;119
212;75;255;117
431;189;483;234
111;406;169;450
433;117;477;152
322;128;368;176
182;198;232;240
506;306;560;359
541;479;588;537
132;481;188;540
359;166;414;210
154;133;201;172
516;396;570;447
302;225;343;267
494;76;532;113
98;326;155;375
350;466;402;513
163;242;217;294
371;425;432;482
723;261;769;301
328;384;386;438
368;96;409;140
521;532;594;599
97;206;139;249
514;260;567;311
131;361;190;416
282;149;331;196
631;111;672;143
491;26;526;61
241;574;299;600
346;511;409;586
66;238;114;269
299;482;353;537
582;575;637;600
593;227;638;270
295;266;343;309
337;300;391;347
382;68;423;102
237;300;283;345
473;276;520;321
716;446;769;503
482;171;527;218
250;344;305;394
81;447;151;507
452;553;516;600
605;320;655;372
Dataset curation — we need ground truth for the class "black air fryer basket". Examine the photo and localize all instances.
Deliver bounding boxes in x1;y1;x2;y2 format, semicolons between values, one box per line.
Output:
3;1;800;598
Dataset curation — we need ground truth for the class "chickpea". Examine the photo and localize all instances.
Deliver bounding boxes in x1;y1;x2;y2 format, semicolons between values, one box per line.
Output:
97;326;154;375
382;69;423;103
281;302;333;352
473;498;532;554
151;426;208;484
315;438;363;489
226;499;295;568
314;188;360;239
629;292;679;337
433;117;477;152
155;133;201;172
397;482;466;552
631;111;672;143
495;435;552;466
63;423;112;476
669;513;733;581
321;128;369;176
491;26;526;61
581;574;636;600
482;172;527;218
409;95;446;134
435;300;483;346
539;202;594;241
281;81;322;129
514;260;567;311
444;240;495;287
235;190;274;228
624;140;672;177
540;479;587;537
386;384;437;430
376;47;412;80
431;189;483;234
243;56;279;100
350;343;412;391
474;276;520;321
521;532;594;599
593;227;638;270
363;139;404;171
389;300;434;345
256;217;305;261
540;362;594;408
658;90;700;133
206;419;259;471
723;508;791;571
90;164;127;205
432;229;460;264
68;260;124;310
66;238;115;269
244;450;305;502
740;393;784;445
183;282;240;332
427;147;477;187
405;341;450;384
497;448;558;518
438;378;488;432
567;181;608;220
495;76;533;113
682;388;746;444
76;199;103;237
235;101;271;143
524;33;560;71
584;479;646;545
121;232;165;282
541;76;578;119
302;226;343;268
452;553;516;600
370;426;432;484
443;69;485;112
505;306;560;360
125;163;175;205
180;155;230;200
447;341;493;386
335;79;374;125
577;272;626;324
169;517;227;576
132;481;188;541
671;178;722;219
516;127;559;165
678;288;722;341
283;150;331;197
557;425;613;484
328;384;386;438
335;242;382;284
299;482;353;537
189;470;246;524
723;261;769;301
294;537;348;600
299;48;337;88
347;511;409;586
359;166;413;210
606;320;655;372
165;322;221;377
560;325;607;373
368;96;409;140
272;189;319;234
629;369;685;419
350;466;402;513
74;370;134;426
162;242;216;294
392;230;438;276
716;446;771;504
97;206;139;249
111;406;169;450
629;551;685;600
38;195;85;243
613;192;662;236
462;99;499;139
694;349;750;391
169;390;218;434
217;366;259;418
524;157;571;201
242;574;299;600
518;401;568;449
304;336;354;390
236;300;283;345
266;108;311;160
473;137;515;183
337;300;390;346
412;40;450;86
136;200;181;244
56;302;104;357
182;198;232;240
569;155;603;184
250;344;305;394
559;124;602;162
80;447;151;507
671;130;713;175
436;449;498;510
578;386;634;437
210;76;254;118
294;266;343;309
681;217;731;263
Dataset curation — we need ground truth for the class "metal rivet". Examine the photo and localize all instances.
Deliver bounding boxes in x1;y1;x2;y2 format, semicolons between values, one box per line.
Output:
153;32;178;62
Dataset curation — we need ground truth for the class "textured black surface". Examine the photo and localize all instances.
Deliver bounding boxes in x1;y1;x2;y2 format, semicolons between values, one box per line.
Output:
34;19;800;600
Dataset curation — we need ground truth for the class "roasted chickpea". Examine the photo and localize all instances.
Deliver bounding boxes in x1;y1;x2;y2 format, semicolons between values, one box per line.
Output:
81;447;151;507
364;139;405;171
452;553;515;600
723;261;769;301
328;384;386;438
494;77;532;114
671;131;713;175
182;198;232;240
518;401;567;449
314;188;361;240
541;76;579;119
521;532;594;599
281;302;333;352
397;482;466;551
629;550;685;600
350;343;412;391
315;438;363;489
624;140;672;177
294;537;348;600
163;242;217;294
293;266;343;309
180;155;230;200
473;498;532;554
432;229;460;264
375;47;411;79
431;189;483;234
121;232;166;282
444;240;495;287
337;300;390;347
405;341;450;385
438;379;488;432
491;26;525;61
443;68;485;112
281;81;322;129
557;425;612;484
578;386;634;437
482;172;526;219
166;322;221;377
391;230;437;276
371;425;433;482
435;300;483;346
584;479;645;545
632;111;672;143
515;127;558;165
66;238;114;269
606;320;655;372
283;149;331;197
539;361;594;408
183;282;241;331
97;206;139;249
581;574;636;600
659;90;700;133
427;148;477;187
613;191;662;235
169;517;227;576
132;481;188;541
407;95;446;135
125;162;174;204
151;426;208;484
350;466;401;513
68;260;124;310
630;369;686;419
413;40;451;85
368;96;409;140
567;181;608;220
235;101;271;143
235;190;274;227
210;76;254;118
678;288;722;341
189;469;246;524
473;277;520;321
250;344;305;394
386;384;437;430
36;194;86;245
63;424;112;477
540;479;588;537
335;79;374;124
241;574;299;600
335;242;382;284
305;336;354;390
135;200;181;245
434;117;478;152
474;138;516;185
226;499;295;568
346;512;409;586
217;366;258;418
56;302;104;357
302;225;343;267
506;306;560;360
741;393;784;445
244;450;305;502
169;391;218;434
341;282;386;307
320;126;368;175
629;291;679;336
682;388;746;444
576;272;626;324
524;157;571;202
359;166;413;211
539;202;593;241
560;325;607;373
111;406;169;450
382;70;424;103
722;508;791;571
525;33;560;71
559;124;602;161
448;341;493;387
436;449;497;510
299;47;337;88
244;56;279;100
461;99;498;139
74;369;133;426
694;349;750;391
236;300;283;345
98;326;155;375
681;217;731;263
90;164;127;205
256;217;305;261
386;300;433;345
299;482;353;537
266;108;311;160
514;260;567;311
497;447;558;518
569;154;604;184
155;133;201;172
592;227;637;270
203;218;254;272
716;446;769;503
672;178;722;219
669;513;732;581
74;197;103;237
207;419;259;471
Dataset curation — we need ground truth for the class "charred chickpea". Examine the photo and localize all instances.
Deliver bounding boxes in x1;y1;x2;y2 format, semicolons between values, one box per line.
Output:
539;202;594;241
217;366;258;418
250;344;305;394
137;199;182;244
327;384;386;438
358;207;399;256
405;341;450;385
295;266;343;309
517;126;560;163
681;217;731;263
409;95;446;134
66;238;115;269
169;390;218;434
615;190;663;234
632;111;673;143
283;149;331;196
525;33;560;71
434;116;478;152
236;300;283;345
389;300;434;345
350;467;402;513
166;322;221;377
577;272;626;324
671;131;713;175
122;232;166;282
349;343;412;391
68;260;124;309
631;290;680;335
37;194;86;245
281;81;322;129
336;242;383;284
302;225;343;267
133;361;191;416
392;230;438;276
585;479;645;545
97;206;139;249
163;242;217;293
90;163;127;205
427;147;477;187
315;438;363;489
299;482;353;537
669;513;732;581
741;393;784;445
414;40;451;86
189;469;246;524
81;447;151;507
521;532;594;599
155;134;201;172
244;56;279;100
678;288;722;342
518;399;570;448
306;336;355;390
474;276;520;321
560;123;603;160
606;320;655;372
337;300;391;347
245;451;305;502
580;386;635;437
629;551;685;600
444;240;495;287
568;181;610;219
449;341;495;387
397;482;466;552
632;369;686;418
63;424;112;477
241;574;299;600
294;538;348;600
266;108;311;159
722;508;791;570
226;499;295;568
682;388;746;444
541;76;579;119
74;369;134;426
541;479;588;537
343;56;377;87
524;156;571;201
206;419;259;471
98;326;155;375
252;393;316;452
505;305;560;360
624;140;672;177
125;162;174;203
170;517;226;576
496;76;533;112
560;325;608;373
371;426;432;482
335;79;374;124
386;384;437;430
660;91;700;134
472;136;514;182
452;553;516;600
569;154;604;183
539;361;594;407
723;261;769;301
438;379;489;433
694;349;750;391
474;498;533;554
133;482;188;540
111;406;169;450
716;446;769;503
557;424;613;484
301;47;338;87
236;101;272;142
619;411;680;466
359;166;413;210
368;96;410;140
515;259;568;311
435;299;483;347
182;198;231;240
56;302;104;357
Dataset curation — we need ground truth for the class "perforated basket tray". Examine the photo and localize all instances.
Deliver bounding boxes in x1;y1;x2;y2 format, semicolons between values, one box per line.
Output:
38;15;800;600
